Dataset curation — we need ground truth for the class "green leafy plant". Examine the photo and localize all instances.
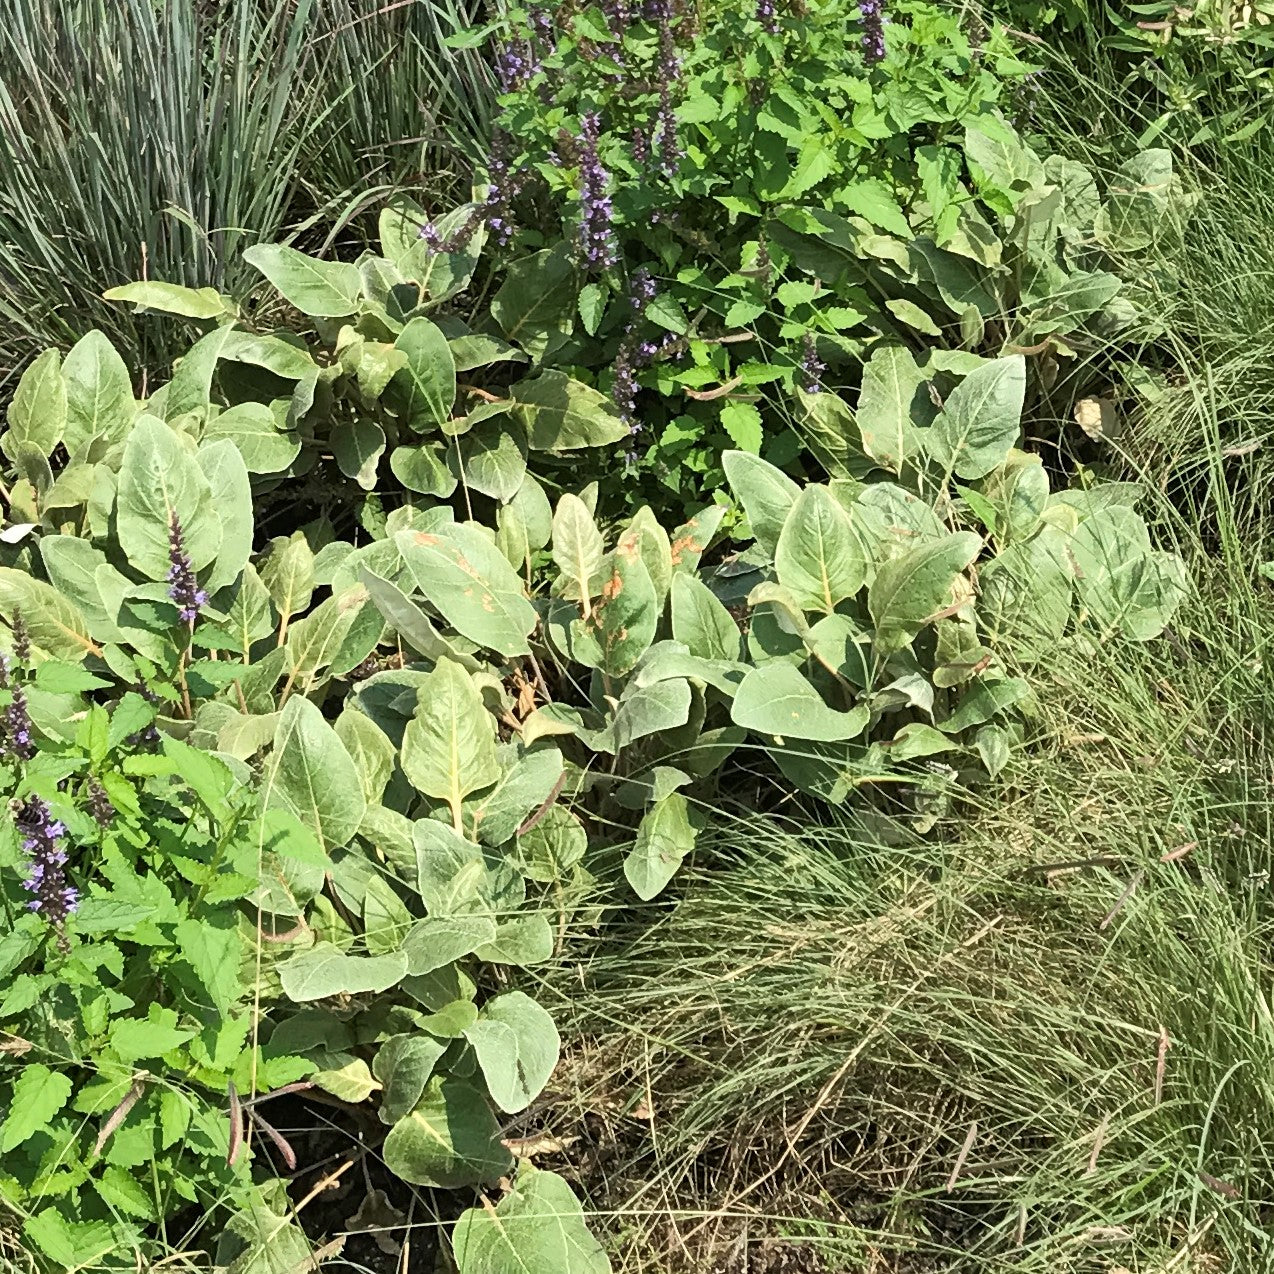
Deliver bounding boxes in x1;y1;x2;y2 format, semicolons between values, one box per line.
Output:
462;0;1192;513
0;633;325;1267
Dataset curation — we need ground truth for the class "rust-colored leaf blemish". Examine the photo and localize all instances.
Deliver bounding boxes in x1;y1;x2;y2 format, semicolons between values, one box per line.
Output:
601;571;624;601
412;532;439;546
669;535;704;566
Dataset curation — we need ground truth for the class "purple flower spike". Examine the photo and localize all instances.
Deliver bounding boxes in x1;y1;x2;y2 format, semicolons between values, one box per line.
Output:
756;0;779;34
166;515;207;626
800;333;824;393
654;21;683;175
16;796;76;950
11;612;30;666
0;653;33;762
86;779;114;830
859;0;886;64
577;112;618;270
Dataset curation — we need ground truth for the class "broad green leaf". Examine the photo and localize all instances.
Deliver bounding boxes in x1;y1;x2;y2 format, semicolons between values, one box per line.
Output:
979;528;1072;660
624;792;700;901
242;243;361;317
383;1076;512;1187
888;722;958;761
165;326;238;418
0;1064;72;1152
468;747;566;847
401;915;497;975
448;417;527;500
401;658;501;831
496;474;554;571
24;1213;115;1270
217;330;316;380
454;1168;612;1274
63;330;135;451
259;533;315;620
36;537;122;642
670;505;726;574
964;117;1046;199
265;696;367;847
3;348;65;459
514;806;588;883
391;442;458;497
103;280;233;320
332;419;386;491
0;568;98;659
475;913;555;965
722;450;800;557
109;1008;198;1063
869;532;982;653
584;678;693;754
464;990;560;1113
938;676;1031;734
552;494;605;609
619;507;673;609
374;1034;449;1125
335;709;397;806
1071;508;1188;641
491;244;576;361
731;662;868;742
791;388;856;477
671;573;740;661
117;415;220;579
926;356;1025;481
198;440;253;593
570;549;659;677
512;371;628;450
278;942;409;1001
852;483;947;567
856;345;925;473
982;451;1049;544
359;568;482;670
205;402;301;473
224;564;276;656
173;915;242;1014
396;524;536;656
283;585;372;688
774;486;866;614
390;317;458;430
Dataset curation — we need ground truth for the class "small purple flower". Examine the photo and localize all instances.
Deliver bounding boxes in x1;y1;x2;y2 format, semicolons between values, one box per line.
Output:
493;38;538;93
800;333;824;393
166;515;208;626
756;0;779;34
643;0;673;18
630;268;657;314
577;112;618;270
15;796;77;949
612;346;639;425
529;4;554;39
859;0;886;64
3;677;34;761
630;126;650;167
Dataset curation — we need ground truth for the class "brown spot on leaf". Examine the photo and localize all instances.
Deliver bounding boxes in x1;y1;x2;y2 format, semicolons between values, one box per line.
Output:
669;534;703;566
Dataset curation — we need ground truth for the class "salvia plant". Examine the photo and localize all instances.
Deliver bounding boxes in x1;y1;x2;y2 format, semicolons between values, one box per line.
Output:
437;0;1195;512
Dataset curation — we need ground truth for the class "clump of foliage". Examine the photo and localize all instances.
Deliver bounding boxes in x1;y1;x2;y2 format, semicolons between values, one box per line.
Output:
0;194;1189;1267
442;0;1192;513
